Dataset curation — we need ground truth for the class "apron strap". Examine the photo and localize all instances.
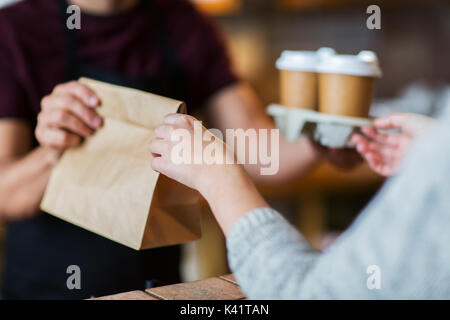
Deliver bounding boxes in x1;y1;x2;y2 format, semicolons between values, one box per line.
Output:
141;1;178;71
58;0;82;81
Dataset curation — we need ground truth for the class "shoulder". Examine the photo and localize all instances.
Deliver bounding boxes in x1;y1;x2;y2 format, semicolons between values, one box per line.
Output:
0;0;48;25
153;0;223;40
0;0;59;43
152;0;202;17
0;0;61;65
152;0;228;65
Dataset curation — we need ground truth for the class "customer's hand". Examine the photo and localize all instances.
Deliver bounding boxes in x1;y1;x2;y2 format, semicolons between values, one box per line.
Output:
35;81;102;151
351;113;436;177
149;113;268;235
149;113;241;193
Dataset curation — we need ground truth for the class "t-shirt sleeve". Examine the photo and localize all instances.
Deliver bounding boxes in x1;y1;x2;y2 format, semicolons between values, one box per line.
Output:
170;2;240;109
194;15;239;102
0;15;30;120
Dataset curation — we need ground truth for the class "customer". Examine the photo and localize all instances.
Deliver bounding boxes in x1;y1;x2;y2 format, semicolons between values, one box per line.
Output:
352;113;436;177
0;0;357;299
149;111;449;298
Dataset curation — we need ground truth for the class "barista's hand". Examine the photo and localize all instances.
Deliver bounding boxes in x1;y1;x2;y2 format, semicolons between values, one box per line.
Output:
35;81;102;151
351;113;436;177
312;143;363;169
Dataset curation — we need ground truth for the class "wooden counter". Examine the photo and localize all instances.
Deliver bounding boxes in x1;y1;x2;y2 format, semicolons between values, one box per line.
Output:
90;275;245;300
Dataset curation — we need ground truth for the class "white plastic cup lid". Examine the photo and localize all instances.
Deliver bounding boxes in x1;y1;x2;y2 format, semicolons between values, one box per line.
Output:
317;50;382;78
276;47;336;72
316;47;336;59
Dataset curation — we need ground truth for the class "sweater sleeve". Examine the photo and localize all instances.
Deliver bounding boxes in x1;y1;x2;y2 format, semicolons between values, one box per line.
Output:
226;207;325;299
227;120;450;299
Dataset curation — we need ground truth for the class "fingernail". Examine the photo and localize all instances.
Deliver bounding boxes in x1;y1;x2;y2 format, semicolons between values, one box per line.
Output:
88;96;98;106
91;116;102;128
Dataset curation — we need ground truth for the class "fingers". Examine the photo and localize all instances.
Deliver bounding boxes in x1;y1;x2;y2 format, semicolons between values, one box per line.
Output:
154;124;176;140
364;150;383;168
154;114;201;142
359;127;378;138
351;133;369;148
37;81;103;150
360;127;384;142
150;114;201;173
365;152;389;176
360;126;410;150
353;133;395;159
53;81;99;107
352;134;378;154
41;93;102;130
149;139;170;157
352;133;402;177
35;127;81;150
373;113;434;138
37;109;94;138
354;140;387;175
352;133;382;163
150;156;167;173
163;113;195;128
373;113;407;130
360;127;398;146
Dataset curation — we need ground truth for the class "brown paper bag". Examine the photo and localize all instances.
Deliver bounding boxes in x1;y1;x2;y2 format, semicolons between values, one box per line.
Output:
40;78;202;250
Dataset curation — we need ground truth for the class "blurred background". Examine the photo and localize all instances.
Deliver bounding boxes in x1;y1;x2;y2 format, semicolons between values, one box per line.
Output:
0;0;449;286
183;0;450;281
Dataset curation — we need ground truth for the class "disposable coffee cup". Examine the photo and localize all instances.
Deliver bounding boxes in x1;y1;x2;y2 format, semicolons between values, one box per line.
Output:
276;47;335;110
317;50;382;118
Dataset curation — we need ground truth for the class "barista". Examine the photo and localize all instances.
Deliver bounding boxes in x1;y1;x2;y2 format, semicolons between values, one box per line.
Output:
0;0;358;299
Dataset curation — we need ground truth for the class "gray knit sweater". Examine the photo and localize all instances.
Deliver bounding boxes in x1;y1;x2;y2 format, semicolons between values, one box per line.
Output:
227;114;450;299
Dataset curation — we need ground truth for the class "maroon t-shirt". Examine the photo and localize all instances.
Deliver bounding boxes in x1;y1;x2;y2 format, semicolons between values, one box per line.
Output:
0;0;238;300
0;0;238;121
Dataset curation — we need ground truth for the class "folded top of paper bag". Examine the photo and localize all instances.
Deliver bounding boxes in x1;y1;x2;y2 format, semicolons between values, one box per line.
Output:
79;77;186;128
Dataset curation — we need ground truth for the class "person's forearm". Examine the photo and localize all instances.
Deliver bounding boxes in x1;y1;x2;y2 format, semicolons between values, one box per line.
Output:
0;147;59;220
247;135;320;185
226;208;326;299
200;164;269;236
209;83;321;185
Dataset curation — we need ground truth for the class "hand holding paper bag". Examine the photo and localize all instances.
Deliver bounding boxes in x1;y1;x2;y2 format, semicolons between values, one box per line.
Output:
41;78;202;250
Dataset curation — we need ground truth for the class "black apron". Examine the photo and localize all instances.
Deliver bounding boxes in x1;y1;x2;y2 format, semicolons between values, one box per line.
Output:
2;0;187;300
